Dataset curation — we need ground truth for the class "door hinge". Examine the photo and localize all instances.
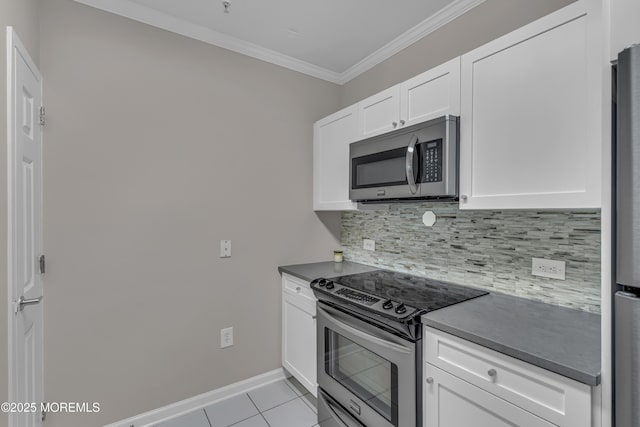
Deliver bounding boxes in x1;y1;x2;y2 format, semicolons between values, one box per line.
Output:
39;106;45;126
39;254;45;274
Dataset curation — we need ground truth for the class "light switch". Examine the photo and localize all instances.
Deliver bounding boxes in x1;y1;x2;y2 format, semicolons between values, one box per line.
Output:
220;240;232;258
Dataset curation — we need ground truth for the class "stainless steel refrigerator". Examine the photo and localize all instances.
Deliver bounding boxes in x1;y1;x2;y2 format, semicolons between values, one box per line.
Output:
616;43;640;427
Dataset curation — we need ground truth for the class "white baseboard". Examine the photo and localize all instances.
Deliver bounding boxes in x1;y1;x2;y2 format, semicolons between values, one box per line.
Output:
104;368;287;427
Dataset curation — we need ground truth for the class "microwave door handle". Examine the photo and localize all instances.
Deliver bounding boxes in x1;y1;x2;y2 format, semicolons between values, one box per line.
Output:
406;134;419;194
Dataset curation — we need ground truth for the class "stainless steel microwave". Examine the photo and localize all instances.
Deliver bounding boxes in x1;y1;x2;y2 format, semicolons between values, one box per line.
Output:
349;115;458;203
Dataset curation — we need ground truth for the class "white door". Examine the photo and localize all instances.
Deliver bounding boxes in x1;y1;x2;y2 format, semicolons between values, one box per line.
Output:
313;105;358;211
7;27;44;427
281;275;317;396
357;86;400;139
399;57;461;127
458;0;601;209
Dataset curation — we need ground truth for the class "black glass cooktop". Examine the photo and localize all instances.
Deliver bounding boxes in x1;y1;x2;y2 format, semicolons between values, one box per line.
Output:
329;269;488;313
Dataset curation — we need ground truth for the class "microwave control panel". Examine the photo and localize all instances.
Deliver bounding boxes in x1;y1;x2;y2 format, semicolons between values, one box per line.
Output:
420;139;443;183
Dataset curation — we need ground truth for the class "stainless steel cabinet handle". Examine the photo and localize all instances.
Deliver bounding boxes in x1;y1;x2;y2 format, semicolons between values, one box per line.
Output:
426;377;434;384
488;369;497;378
392;121;398;128
400;120;406;126
18;295;42;311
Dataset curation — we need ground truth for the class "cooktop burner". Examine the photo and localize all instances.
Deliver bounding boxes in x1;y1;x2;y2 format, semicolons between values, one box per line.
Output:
311;269;487;321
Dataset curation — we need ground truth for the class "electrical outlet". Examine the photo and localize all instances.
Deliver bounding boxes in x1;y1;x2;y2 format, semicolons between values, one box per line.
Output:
363;239;376;251
220;327;233;348
531;258;566;280
220;240;232;258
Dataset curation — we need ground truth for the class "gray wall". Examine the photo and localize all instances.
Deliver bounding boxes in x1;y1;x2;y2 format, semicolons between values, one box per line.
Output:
39;0;341;425
0;1;40;426
342;203;601;313
340;0;576;107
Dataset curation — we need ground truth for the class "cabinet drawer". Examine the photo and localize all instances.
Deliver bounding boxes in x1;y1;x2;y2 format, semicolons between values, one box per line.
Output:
424;327;591;426
424;363;554;427
282;274;316;305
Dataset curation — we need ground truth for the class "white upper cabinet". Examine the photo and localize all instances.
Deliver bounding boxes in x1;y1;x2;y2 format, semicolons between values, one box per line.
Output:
611;0;640;61
459;0;602;209
400;57;461;127
357;58;461;139
313;105;358;211
357;86;401;139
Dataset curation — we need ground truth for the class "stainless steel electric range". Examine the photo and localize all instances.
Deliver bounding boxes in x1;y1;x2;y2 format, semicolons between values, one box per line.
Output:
311;270;487;427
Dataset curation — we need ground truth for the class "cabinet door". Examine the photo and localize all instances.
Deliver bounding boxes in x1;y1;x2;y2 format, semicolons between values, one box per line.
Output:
313;106;358;211
357;86;401;139
611;0;640;62
459;0;602;209
400;57;461;127
424;364;555;427
282;278;317;397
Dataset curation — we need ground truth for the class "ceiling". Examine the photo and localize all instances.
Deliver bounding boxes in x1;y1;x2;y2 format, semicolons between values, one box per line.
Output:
73;0;485;84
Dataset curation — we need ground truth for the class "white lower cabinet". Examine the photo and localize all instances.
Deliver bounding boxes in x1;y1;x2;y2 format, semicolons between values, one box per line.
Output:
425;364;554;427
424;327;593;427
281;274;317;396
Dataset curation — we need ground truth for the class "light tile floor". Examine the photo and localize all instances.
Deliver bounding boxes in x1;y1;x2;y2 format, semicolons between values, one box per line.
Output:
155;377;318;427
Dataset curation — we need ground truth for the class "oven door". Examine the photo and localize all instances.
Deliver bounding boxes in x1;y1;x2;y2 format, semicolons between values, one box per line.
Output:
317;303;417;427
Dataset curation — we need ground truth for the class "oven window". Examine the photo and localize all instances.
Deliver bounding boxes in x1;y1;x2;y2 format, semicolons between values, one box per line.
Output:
325;330;398;424
352;147;408;189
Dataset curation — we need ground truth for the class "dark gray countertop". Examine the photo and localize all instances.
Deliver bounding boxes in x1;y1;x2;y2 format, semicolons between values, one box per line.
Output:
278;261;379;282
422;293;601;386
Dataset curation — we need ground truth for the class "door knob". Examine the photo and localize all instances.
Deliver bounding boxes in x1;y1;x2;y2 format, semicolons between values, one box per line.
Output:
18;295;42;312
392;121;398;128
426;377;434;384
400;120;406;126
488;369;497;378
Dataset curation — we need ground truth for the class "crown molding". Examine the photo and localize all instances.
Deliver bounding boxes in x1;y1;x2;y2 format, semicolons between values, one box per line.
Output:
337;0;486;84
72;0;485;86
72;0;343;83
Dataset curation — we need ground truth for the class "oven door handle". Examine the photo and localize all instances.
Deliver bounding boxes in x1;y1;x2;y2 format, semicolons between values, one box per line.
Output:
320;392;365;427
406;134;419;195
319;306;412;354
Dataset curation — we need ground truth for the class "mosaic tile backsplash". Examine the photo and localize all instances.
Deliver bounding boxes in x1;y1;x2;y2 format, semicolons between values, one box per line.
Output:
341;203;601;313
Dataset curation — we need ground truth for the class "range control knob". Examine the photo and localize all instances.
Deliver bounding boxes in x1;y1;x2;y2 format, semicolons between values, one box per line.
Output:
395;303;407;314
318;279;327;287
325;281;335;290
382;300;394;310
